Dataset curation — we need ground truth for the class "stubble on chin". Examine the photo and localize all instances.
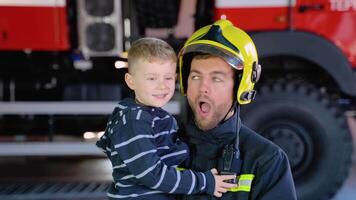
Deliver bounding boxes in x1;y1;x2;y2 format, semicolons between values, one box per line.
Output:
192;104;232;131
193;112;219;131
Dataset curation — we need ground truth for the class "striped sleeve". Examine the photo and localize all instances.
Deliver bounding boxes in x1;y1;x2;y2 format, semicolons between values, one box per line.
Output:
111;109;215;195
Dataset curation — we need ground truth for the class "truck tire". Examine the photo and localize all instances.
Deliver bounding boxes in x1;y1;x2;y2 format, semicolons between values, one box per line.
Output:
240;79;353;200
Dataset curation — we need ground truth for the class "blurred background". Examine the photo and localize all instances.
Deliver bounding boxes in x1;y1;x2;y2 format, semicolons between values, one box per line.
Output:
0;0;356;199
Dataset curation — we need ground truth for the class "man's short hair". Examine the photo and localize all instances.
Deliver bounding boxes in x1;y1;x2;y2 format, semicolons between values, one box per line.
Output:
127;37;177;74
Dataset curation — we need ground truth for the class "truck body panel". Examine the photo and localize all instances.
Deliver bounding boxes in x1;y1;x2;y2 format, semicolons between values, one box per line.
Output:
215;0;356;68
0;0;69;50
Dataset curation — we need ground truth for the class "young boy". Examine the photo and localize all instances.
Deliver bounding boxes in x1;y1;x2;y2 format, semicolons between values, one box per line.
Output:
96;37;236;199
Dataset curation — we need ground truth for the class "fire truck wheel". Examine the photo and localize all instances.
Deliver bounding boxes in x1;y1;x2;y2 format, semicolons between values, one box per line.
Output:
241;79;353;200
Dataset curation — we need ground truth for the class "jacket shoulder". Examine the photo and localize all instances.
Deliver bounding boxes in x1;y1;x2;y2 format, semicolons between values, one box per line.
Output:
239;124;287;164
239;125;297;199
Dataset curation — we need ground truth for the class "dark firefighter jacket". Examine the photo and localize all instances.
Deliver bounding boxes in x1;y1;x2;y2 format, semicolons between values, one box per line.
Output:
179;109;297;200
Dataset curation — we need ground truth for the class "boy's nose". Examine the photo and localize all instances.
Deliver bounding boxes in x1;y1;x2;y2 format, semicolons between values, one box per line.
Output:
158;81;168;90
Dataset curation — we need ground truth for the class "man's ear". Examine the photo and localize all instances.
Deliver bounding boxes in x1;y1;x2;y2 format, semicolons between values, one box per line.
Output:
175;73;178;81
125;73;135;90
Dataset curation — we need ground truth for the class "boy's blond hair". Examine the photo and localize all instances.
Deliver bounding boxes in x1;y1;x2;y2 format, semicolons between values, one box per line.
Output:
127;37;177;74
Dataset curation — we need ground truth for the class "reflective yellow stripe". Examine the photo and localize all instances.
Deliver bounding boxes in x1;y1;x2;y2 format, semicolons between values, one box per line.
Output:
228;174;255;192
176;167;186;171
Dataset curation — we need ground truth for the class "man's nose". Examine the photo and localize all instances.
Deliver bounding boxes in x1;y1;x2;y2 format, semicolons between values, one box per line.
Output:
199;78;209;93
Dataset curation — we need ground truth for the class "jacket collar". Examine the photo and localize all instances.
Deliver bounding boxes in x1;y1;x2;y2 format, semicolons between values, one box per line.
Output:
186;107;241;146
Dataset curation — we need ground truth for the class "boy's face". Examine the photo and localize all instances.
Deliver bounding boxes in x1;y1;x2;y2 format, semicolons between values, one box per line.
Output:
125;58;176;107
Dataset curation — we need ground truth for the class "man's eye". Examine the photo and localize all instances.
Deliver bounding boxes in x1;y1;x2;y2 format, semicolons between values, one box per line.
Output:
191;75;199;80
213;77;222;82
147;77;155;81
165;77;174;80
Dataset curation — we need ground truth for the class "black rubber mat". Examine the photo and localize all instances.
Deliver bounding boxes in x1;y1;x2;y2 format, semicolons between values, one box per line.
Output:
0;181;110;200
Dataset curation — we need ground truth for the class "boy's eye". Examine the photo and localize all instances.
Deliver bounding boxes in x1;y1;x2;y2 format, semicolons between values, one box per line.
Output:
147;77;155;81
165;77;174;80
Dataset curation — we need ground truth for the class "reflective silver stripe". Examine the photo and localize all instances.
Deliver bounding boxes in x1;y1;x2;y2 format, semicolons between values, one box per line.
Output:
136;109;142;120
239;179;253;187
123;149;157;164
188;170;196;194
169;169;181;193
228;174;255;192
161;150;187;160
151;165;167;189
110;151;118;156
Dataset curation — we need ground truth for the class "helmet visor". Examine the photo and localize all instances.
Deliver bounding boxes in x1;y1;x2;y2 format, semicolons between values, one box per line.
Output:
182;43;244;70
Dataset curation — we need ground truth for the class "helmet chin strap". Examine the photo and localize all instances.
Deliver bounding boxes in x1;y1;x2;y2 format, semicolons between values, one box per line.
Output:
219;101;237;125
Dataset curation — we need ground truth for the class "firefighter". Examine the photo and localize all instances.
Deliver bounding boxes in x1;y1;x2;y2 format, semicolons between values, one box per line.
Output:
178;19;297;199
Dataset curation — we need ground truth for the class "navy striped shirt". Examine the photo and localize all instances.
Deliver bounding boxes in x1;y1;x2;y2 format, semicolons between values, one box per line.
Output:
96;98;214;199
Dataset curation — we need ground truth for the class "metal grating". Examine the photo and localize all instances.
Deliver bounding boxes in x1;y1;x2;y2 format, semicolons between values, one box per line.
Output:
0;181;110;200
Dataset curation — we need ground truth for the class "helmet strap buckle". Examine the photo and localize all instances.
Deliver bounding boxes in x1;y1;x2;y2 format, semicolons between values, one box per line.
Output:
241;90;257;101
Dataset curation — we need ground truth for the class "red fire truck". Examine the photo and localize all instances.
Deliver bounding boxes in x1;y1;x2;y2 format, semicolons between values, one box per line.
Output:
0;0;355;200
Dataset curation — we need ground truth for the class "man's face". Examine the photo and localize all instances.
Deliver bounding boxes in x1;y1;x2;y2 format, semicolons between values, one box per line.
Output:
187;56;235;131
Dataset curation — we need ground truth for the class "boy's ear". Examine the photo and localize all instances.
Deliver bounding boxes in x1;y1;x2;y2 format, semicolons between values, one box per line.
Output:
125;73;135;90
175;73;178;80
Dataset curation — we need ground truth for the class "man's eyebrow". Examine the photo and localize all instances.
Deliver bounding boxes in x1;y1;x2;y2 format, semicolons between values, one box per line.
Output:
189;69;201;74
190;69;228;76
210;71;227;76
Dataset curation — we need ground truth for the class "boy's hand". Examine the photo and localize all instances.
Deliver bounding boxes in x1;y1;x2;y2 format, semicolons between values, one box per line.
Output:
211;168;237;198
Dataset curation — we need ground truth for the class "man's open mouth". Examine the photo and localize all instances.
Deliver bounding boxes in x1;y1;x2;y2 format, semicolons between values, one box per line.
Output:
199;101;211;114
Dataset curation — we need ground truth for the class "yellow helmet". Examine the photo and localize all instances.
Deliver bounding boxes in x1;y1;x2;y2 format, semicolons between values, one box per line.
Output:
178;19;261;104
